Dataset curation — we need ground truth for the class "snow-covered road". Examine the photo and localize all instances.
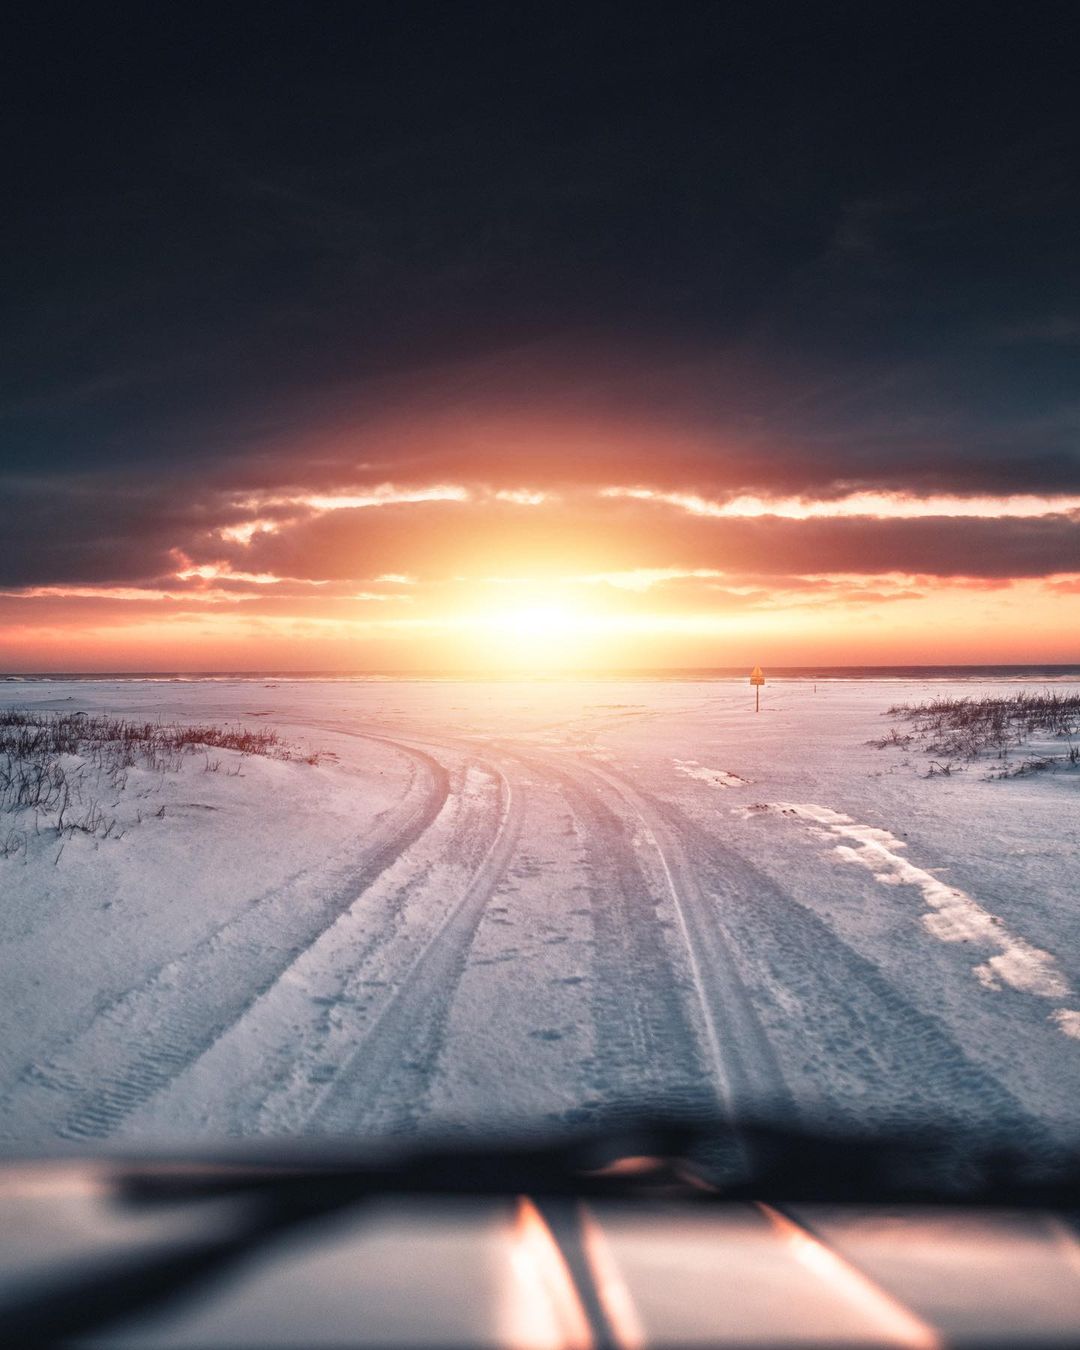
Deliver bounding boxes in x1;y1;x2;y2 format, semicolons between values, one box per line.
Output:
1;678;1078;1143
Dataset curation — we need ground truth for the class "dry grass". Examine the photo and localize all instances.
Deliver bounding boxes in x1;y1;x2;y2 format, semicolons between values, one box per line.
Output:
0;709;319;849
874;691;1080;778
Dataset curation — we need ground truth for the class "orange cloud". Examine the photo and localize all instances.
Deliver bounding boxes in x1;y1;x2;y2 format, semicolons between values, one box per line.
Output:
3;445;1080;670
600;486;1080;521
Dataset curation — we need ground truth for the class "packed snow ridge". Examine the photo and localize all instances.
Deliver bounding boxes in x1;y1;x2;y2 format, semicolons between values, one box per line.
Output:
674;759;748;788
747;801;1080;1039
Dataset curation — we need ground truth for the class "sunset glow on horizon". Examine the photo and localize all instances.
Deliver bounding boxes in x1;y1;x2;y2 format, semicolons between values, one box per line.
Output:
3;442;1080;671
4;6;1079;676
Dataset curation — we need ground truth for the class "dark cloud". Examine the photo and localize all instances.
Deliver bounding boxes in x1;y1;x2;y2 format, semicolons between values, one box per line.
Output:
4;455;1080;590
2;2;1079;638
0;476;237;586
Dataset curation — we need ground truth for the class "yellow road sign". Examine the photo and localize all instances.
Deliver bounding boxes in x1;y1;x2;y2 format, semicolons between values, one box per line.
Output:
750;665;765;685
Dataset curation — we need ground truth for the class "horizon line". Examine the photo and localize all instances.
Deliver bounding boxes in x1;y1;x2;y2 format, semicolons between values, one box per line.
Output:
4;662;1080;681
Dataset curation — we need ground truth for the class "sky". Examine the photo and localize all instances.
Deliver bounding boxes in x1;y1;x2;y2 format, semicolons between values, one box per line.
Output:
2;2;1079;671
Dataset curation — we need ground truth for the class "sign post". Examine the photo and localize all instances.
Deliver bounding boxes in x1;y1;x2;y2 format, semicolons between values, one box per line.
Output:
750;664;765;712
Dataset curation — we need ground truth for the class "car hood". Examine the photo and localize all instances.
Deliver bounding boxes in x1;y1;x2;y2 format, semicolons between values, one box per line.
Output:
4;1159;1080;1347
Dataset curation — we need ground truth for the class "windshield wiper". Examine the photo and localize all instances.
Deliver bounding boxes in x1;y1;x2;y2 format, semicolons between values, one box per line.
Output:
112;1113;1080;1208
6;1114;1080;1345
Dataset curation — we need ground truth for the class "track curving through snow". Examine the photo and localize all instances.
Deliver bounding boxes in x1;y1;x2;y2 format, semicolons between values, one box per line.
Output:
538;751;794;1122
0;736;450;1141
323;725;793;1131
301;756;522;1134
589;759;1060;1140
7;700;1065;1144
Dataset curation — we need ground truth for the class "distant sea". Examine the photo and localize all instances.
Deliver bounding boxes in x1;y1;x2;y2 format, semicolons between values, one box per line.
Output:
3;666;1080;683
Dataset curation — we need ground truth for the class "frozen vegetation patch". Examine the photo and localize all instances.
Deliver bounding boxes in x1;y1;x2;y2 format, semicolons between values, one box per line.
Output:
0;709;320;857
872;691;1080;778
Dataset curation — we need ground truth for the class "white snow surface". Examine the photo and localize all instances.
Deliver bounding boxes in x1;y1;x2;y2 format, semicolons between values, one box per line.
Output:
744;803;1073;1002
0;676;1077;1144
674;760;749;788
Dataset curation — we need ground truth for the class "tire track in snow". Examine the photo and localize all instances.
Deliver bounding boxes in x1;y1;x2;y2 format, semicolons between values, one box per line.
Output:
302;757;523;1135
341;728;787;1125
628;777;1061;1137
552;755;793;1122
2;736;450;1141
492;747;751;1124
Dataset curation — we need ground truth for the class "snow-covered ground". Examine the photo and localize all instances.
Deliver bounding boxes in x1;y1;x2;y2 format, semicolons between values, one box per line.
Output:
0;677;1077;1145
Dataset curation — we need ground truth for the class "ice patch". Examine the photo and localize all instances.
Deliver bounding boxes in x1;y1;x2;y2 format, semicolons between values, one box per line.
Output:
749;801;1076;1036
674;759;748;788
1052;1010;1080;1040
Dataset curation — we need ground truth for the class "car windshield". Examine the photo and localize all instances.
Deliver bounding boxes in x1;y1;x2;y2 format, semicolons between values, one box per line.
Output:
1;675;1077;1158
1;8;1078;1173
